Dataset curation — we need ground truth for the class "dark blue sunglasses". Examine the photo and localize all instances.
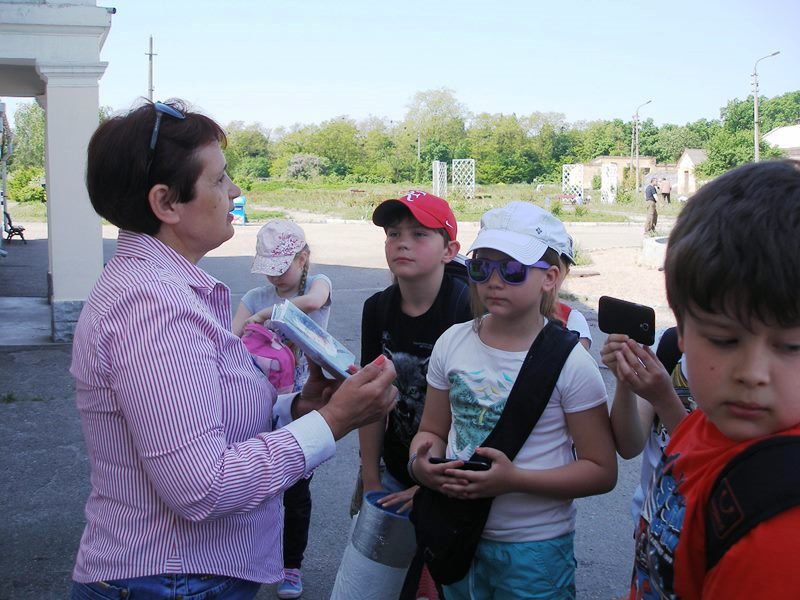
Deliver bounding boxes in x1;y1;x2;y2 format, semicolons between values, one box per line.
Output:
146;102;186;177
465;257;550;285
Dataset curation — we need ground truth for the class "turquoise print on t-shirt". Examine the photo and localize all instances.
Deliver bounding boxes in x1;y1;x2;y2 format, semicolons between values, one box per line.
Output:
448;369;515;458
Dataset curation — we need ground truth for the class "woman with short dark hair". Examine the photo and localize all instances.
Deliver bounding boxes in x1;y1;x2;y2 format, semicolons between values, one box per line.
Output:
70;100;397;599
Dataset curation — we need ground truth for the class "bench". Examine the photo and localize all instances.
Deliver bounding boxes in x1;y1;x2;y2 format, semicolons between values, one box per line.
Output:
3;211;26;244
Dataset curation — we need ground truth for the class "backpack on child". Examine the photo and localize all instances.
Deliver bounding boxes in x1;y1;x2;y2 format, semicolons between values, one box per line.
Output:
375;254;470;331
241;323;296;394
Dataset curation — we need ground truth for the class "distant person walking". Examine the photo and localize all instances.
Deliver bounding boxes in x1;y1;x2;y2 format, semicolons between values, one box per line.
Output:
644;178;658;234
659;178;672;204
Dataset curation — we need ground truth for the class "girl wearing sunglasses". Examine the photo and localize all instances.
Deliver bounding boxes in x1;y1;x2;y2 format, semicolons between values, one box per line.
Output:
410;202;616;599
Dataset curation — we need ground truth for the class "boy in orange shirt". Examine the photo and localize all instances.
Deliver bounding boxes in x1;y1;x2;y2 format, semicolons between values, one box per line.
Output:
631;160;800;598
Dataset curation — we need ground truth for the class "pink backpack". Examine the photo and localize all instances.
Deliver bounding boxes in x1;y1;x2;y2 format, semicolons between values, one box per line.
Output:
241;323;296;394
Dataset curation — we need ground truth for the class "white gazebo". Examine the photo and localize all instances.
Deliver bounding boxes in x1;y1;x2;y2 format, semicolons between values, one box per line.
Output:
0;0;113;341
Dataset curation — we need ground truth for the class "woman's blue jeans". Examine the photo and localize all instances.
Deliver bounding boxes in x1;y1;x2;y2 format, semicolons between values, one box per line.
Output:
71;573;261;599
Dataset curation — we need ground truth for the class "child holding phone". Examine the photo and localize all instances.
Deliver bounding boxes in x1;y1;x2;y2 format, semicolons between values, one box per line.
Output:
601;327;694;524
409;202;617;598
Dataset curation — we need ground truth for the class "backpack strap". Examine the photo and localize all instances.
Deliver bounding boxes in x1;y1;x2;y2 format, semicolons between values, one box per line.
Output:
375;284;399;340
376;274;470;340
478;321;579;462
705;435;800;572
445;273;470;323
655;327;681;376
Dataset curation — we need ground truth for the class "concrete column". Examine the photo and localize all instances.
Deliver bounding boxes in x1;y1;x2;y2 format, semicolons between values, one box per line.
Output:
36;62;107;342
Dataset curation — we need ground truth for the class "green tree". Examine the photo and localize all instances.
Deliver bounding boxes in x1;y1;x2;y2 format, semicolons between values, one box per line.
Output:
357;117;397;182
649;124;705;163
224;121;271;180
7;165;46;203
696;129;782;178
10;102;45;170
760;91;800;133
467;113;540;183
402;88;469;176
308;117;365;177
270;125;317;179
574;119;629;162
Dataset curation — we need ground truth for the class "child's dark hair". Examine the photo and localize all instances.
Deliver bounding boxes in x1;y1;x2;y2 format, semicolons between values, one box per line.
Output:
470;247;561;325
665;160;800;328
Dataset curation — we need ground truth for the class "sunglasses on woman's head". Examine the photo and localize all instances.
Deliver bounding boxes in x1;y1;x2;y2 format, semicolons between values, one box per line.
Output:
146;102;186;179
465;257;551;285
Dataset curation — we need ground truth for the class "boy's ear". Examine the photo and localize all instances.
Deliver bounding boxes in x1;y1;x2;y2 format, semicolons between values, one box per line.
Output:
442;239;461;263
147;184;180;226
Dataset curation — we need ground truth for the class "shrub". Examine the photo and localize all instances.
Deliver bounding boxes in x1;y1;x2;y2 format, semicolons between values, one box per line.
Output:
550;201;562;216
574;205;588;218
591;174;601;190
615;188;635;205
285;154;330;180
7;166;46;203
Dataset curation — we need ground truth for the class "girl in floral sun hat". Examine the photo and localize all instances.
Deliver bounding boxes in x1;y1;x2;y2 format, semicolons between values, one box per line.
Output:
233;218;333;599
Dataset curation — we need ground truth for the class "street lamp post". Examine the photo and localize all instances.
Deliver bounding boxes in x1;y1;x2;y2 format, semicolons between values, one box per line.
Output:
752;51;780;162
629;100;652;193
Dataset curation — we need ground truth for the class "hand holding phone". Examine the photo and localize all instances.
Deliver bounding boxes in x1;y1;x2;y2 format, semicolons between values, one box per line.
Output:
429;456;492;471
598;295;656;346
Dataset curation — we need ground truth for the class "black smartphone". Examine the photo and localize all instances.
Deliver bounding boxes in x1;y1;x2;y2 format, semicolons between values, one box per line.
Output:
598;295;656;346
429;456;492;471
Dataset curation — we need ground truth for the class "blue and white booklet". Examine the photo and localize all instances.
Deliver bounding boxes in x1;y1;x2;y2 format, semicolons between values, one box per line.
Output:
269;300;356;380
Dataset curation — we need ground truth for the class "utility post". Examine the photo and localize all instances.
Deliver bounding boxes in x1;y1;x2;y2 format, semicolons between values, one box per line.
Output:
146;35;157;101
632;100;652;193
752;51;779;163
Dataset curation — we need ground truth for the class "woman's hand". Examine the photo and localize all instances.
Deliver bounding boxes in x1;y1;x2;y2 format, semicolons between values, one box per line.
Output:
316;355;397;440
439;447;515;499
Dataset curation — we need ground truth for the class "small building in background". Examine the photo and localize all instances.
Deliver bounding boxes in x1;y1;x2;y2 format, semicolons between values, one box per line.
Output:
763;124;800;160
583;155;657;188
676;149;707;196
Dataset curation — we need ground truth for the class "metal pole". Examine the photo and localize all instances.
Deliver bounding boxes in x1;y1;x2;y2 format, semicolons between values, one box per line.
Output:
629;117;635;188
752;51;779;163
633;100;651;193
146;35;157;101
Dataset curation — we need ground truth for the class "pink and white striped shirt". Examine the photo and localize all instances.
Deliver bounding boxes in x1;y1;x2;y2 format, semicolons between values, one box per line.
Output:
70;231;335;584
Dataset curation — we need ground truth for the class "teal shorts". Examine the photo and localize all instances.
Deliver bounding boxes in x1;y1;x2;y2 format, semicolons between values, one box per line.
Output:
443;531;576;600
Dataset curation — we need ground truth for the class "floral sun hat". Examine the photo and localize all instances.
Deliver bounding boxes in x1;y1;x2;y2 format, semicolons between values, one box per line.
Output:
251;219;307;276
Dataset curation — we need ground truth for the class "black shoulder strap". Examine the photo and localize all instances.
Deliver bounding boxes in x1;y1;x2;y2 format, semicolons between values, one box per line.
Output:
478;321;579;463
375;284;399;335
445;274;470;322
656;326;681;376
705;435;800;572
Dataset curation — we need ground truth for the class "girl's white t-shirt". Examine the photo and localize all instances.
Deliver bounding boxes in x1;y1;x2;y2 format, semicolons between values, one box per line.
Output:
427;320;608;543
241;273;332;393
566;308;592;343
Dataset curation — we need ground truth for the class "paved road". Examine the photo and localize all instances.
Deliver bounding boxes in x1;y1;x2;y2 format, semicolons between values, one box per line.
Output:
0;220;652;599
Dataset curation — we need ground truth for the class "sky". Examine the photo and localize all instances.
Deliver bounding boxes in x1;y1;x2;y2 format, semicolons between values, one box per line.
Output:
3;0;800;131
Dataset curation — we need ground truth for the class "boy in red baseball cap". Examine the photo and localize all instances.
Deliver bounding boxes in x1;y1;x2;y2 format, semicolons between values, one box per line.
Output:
341;191;469;591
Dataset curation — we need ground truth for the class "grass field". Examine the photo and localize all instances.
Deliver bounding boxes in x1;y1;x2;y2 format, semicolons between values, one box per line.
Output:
6;181;686;224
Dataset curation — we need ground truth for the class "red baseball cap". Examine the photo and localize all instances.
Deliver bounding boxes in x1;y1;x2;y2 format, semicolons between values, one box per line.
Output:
372;190;458;241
